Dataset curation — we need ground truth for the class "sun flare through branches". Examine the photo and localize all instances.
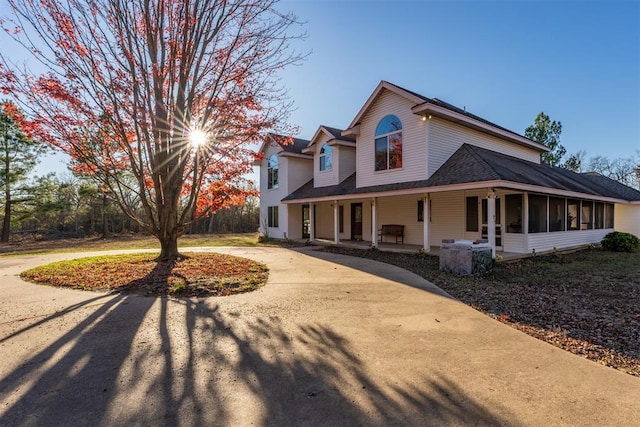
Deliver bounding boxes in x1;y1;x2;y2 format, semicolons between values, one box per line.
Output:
0;0;306;259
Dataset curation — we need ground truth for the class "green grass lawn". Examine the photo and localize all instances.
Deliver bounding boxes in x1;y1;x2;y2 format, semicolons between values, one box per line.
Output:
0;233;261;256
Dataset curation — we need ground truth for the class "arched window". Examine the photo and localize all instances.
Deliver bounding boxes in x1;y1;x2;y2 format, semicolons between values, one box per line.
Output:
267;154;278;189
319;144;332;171
374;115;402;171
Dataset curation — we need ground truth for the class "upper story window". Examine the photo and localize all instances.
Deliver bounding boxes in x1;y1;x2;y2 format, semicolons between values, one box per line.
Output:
319;144;332;171
267;154;278;189
374;115;403;171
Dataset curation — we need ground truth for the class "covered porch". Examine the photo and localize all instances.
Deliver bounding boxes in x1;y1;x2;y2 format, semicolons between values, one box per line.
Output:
286;188;503;259
309;238;526;261
281;143;626;258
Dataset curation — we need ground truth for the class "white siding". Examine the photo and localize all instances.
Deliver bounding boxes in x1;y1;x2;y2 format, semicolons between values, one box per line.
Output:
259;144;312;239
311;201;355;240
259;144;287;238
313;133;339;187
429;191;464;247
376;195;424;245
356;90;428;188
526;229;611;253
287;204;303;240
427;118;541;177
615;204;640;237
363;201;373;242
314;202;334;239
287;157;313;193
338;146;356;183
503;234;525;253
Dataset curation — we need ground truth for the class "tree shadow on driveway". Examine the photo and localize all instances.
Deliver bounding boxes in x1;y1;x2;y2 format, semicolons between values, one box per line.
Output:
0;261;513;426
293;246;454;299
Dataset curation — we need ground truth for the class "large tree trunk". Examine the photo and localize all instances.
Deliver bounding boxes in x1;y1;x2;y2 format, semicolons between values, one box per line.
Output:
158;232;179;261
157;208;181;260
155;180;183;260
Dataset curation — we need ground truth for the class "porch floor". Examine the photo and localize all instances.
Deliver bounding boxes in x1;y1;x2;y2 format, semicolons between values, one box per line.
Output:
309;238;526;261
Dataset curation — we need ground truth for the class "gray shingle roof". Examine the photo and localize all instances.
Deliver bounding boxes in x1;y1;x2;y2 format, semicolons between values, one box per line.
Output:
269;134;310;155
281;173;432;201
282;144;640;202
429;144;640;201
322;125;356;142
579;172;640;201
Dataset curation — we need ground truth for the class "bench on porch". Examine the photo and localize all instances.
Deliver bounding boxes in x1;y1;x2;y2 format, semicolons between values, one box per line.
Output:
377;224;405;244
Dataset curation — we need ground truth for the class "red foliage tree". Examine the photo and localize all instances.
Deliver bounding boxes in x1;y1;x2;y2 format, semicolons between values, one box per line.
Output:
0;0;304;259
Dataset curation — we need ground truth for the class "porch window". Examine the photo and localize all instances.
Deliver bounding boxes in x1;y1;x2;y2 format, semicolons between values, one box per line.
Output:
417;200;424;222
339;205;344;233
267;154;278;189
567;199;580;230
528;194;547;233
505;194;523;233
581;201;593;230
605;203;614;228
466;196;479;232
594;202;605;229
267;206;279;228
374;115;402;171
549;197;565;232
319;144;332;171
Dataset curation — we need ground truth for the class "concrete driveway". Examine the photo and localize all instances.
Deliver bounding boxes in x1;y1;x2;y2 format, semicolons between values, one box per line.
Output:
0;246;638;426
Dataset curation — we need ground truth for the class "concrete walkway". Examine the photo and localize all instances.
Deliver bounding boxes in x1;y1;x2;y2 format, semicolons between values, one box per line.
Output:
0;246;638;426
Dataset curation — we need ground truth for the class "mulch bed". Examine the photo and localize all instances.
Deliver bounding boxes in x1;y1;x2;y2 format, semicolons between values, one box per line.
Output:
20;252;269;297
320;246;640;377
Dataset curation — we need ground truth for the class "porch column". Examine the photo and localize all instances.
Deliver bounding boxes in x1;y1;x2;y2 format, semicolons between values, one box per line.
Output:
333;201;339;244
523;192;529;250
487;189;496;259
309;203;315;241
422;194;430;252
371;197;378;248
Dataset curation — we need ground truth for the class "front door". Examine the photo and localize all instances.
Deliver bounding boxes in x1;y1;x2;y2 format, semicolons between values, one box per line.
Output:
351;203;363;240
302;205;310;238
482;198;502;248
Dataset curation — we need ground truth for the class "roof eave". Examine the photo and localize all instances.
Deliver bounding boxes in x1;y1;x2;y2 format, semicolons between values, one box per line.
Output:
345;81;426;130
411;103;550;153
281;179;631;204
280;152;313;159
328;139;356;148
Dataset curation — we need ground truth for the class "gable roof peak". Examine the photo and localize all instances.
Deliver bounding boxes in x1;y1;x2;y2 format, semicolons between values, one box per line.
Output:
257;133;311;157
345;81;427;130
305;125;355;151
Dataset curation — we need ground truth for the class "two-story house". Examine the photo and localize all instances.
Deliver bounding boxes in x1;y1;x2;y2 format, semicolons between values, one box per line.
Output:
258;81;640;256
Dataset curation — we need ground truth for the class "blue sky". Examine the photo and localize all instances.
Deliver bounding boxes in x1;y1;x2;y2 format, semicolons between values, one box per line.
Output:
280;0;639;160
2;0;638;176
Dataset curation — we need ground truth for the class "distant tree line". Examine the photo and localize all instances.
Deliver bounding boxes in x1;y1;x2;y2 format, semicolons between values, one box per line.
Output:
0;171;260;241
1;100;259;242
